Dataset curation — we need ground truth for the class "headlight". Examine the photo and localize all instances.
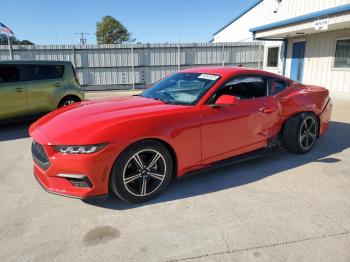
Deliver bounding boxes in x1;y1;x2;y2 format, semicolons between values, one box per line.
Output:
54;144;107;154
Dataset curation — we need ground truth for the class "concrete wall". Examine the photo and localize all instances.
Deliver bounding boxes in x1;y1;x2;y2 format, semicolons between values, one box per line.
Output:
0;43;263;90
285;28;350;94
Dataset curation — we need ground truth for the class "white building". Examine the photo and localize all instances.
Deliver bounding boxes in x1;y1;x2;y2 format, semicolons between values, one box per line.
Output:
212;0;350;94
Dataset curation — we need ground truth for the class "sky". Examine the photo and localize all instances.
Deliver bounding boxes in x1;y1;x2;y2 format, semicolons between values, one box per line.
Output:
1;0;258;45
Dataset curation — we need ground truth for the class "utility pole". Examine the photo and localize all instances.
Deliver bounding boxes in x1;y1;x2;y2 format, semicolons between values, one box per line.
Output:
75;32;89;45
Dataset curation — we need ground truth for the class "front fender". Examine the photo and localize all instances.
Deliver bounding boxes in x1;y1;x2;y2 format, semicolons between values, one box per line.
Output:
95;108;202;177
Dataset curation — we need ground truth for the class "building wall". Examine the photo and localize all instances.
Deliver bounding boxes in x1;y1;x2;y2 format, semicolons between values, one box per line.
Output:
213;0;350;42
213;0;350;94
285;28;350;94
213;0;350;77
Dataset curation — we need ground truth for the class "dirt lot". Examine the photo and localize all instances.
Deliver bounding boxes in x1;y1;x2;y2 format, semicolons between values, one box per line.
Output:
0;92;349;262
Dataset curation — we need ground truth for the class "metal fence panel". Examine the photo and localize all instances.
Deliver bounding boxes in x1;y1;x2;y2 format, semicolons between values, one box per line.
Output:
0;42;264;90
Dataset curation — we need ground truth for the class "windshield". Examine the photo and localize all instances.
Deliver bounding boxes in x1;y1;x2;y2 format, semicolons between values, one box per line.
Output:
141;73;220;105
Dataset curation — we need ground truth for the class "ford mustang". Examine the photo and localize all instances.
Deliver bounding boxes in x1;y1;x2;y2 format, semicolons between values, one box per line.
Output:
29;67;332;203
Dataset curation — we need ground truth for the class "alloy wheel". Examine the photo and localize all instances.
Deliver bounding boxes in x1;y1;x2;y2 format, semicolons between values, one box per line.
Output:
299;116;317;150
122;149;167;197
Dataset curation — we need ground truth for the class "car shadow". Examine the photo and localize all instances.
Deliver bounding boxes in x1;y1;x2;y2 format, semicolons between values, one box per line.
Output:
84;121;350;210
0;120;33;142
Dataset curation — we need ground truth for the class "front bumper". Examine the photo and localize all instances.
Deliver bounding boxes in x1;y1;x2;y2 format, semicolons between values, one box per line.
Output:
31;138;118;199
33;166;108;199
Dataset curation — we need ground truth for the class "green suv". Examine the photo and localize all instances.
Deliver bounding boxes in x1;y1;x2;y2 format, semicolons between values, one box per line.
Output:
0;60;84;122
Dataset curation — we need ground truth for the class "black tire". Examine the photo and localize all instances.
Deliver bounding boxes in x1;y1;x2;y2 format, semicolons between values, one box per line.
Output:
110;140;173;203
282;112;319;154
58;96;80;108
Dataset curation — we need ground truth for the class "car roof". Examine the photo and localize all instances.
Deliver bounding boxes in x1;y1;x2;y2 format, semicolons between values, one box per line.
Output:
180;66;289;81
0;60;72;65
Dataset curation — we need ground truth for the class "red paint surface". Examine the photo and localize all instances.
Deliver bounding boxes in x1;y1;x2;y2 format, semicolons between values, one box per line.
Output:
29;67;332;198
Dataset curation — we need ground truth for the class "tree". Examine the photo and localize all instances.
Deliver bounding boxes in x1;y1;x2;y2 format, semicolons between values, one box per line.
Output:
0;34;34;45
19;39;34;45
96;16;134;44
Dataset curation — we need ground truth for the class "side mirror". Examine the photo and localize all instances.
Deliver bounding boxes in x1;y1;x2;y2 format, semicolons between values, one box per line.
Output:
214;95;238;106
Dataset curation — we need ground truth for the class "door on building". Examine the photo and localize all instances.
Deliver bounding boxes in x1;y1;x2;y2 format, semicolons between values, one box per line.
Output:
290;41;305;82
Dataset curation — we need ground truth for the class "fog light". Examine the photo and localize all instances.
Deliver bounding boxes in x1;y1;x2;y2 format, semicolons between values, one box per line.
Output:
57;174;93;188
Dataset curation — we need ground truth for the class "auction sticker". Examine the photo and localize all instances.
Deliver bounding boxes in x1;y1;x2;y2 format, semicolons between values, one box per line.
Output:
198;74;220;81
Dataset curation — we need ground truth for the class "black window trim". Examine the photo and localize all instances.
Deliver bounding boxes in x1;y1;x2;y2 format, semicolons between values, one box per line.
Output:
206;73;269;104
206;73;291;104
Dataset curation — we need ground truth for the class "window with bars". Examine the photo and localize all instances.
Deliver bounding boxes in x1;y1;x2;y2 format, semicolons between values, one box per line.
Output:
334;39;350;68
267;47;279;68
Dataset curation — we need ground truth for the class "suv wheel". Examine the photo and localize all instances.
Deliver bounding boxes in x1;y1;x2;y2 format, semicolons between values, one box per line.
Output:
58;96;80;108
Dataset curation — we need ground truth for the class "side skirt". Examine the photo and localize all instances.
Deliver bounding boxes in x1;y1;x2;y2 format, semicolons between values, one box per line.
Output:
180;147;284;179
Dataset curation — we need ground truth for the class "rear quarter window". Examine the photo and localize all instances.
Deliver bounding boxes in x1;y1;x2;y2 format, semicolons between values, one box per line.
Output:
270;79;288;95
26;65;65;81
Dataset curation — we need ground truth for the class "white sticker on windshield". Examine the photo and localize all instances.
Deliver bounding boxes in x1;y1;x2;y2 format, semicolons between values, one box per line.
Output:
197;74;219;81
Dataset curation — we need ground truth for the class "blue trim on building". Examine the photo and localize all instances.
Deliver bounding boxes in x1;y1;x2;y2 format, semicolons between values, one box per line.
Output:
213;0;263;36
281;39;288;77
250;3;350;33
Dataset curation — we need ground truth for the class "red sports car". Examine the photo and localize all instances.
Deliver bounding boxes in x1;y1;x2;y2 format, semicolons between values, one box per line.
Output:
30;67;332;203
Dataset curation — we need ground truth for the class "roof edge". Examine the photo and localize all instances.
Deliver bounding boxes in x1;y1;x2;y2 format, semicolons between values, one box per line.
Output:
250;3;350;33
213;0;263;37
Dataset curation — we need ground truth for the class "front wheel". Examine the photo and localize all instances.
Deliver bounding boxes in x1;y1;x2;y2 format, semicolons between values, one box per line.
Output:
282;113;319;154
110;140;173;203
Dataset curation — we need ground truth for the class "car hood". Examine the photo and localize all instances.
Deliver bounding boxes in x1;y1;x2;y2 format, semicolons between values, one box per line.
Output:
30;96;186;145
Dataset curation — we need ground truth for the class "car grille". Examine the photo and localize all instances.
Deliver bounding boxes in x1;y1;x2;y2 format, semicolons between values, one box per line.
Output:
31;141;50;170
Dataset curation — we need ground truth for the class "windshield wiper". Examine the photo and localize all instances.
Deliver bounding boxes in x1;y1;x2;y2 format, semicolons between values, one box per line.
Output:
153;97;171;103
150;97;182;105
142;95;184;105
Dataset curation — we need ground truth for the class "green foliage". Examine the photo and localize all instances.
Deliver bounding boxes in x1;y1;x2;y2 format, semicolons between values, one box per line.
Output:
96;16;134;44
0;34;34;45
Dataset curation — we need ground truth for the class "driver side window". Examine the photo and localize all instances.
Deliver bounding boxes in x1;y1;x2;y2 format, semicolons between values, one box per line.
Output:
213;75;268;102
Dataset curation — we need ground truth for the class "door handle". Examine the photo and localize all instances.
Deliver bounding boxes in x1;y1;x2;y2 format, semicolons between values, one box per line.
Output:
15;87;24;92
209;104;223;109
259;107;276;114
54;82;61;87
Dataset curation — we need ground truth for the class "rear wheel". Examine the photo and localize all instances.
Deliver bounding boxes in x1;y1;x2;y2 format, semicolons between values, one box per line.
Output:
58;96;80;108
282;113;318;154
110;140;173;203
